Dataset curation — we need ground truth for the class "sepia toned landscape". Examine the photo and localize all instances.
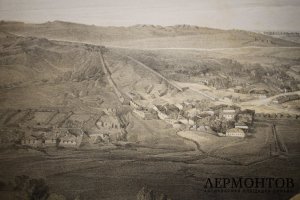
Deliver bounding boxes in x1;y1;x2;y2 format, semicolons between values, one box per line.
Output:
0;20;299;200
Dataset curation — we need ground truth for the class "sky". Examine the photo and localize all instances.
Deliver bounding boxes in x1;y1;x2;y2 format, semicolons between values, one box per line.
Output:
0;0;299;31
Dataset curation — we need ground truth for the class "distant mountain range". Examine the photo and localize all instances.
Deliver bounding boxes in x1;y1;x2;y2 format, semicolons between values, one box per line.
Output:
0;20;299;48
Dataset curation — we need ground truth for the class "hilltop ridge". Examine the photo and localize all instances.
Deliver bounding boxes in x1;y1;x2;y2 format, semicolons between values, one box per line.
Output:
0;20;299;48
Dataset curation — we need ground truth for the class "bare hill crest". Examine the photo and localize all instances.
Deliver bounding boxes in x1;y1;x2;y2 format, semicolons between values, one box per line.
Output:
0;21;299;48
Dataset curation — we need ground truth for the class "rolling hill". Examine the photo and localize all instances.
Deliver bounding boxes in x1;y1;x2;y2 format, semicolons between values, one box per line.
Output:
0;31;196;150
0;20;299;48
0;32;122;110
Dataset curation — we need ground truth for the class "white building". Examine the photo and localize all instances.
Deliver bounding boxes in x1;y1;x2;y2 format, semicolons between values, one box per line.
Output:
200;110;214;116
59;134;78;147
235;122;249;132
174;103;183;110
130;100;141;110
226;128;245;138
133;109;157;120
21;136;40;147
220;110;236;120
152;105;168;120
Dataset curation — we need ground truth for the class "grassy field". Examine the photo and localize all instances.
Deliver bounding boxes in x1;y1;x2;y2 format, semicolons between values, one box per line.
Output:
212;123;273;164
176;121;274;165
0;145;299;200
127;114;195;151
0;119;298;200
275;120;300;155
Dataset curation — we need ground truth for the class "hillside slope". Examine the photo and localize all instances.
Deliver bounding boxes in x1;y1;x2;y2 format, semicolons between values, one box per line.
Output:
0;32;195;149
0;32;121;110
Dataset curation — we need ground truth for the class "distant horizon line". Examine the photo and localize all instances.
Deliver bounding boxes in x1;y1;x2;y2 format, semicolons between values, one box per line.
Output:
1;19;300;33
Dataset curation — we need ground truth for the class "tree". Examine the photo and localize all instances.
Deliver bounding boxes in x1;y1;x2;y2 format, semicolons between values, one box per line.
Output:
14;175;49;200
210;118;234;133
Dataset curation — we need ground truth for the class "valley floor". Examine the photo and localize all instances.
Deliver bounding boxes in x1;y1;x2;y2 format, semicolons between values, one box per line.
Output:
0;120;299;200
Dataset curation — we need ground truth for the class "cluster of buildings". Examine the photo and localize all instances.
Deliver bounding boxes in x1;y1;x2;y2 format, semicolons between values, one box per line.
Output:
20;128;83;148
272;94;300;104
91;112;126;143
1;106;127;149
130;99;255;138
255;112;299;120
20;111;126;148
213;107;254;137
130;100;158;120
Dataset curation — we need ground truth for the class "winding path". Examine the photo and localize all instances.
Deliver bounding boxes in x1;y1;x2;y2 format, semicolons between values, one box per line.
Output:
176;131;242;165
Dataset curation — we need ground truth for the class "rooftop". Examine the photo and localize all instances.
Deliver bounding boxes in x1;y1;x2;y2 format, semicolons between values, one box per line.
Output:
226;128;244;133
222;110;236;113
235;122;248;126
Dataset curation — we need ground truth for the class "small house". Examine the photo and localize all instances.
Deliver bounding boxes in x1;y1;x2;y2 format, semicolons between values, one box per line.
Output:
59;134;78;147
130;100;142;110
235;122;249;132
226;128;245;138
220;109;236;120
133;109;158;120
21;135;40;147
